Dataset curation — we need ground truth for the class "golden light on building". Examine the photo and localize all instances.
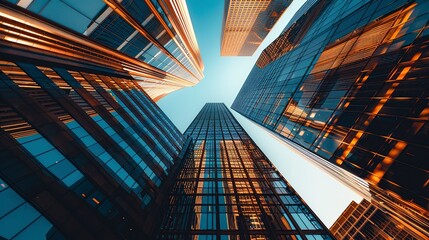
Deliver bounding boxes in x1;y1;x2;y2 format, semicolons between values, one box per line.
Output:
234;0;429;237
331;199;426;240
0;0;204;101
158;104;333;239
221;0;291;56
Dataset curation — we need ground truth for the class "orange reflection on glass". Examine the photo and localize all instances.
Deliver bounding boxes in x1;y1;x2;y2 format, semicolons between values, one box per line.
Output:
397;66;411;80
92;198;100;205
369;141;407;184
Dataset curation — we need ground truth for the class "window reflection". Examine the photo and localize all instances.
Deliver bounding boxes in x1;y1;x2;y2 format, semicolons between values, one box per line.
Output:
158;104;331;239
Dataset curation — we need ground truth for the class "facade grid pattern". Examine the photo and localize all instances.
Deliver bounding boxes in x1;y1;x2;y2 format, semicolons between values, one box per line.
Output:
232;0;429;238
331;199;422;240
221;0;291;56
2;0;204;100
0;59;187;239
158;103;333;240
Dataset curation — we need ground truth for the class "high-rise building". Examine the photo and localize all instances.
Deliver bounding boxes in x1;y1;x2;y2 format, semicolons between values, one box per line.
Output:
0;2;203;237
221;0;292;56
232;0;429;237
1;0;204;101
331;199;422;240
158;103;333;239
0;48;192;239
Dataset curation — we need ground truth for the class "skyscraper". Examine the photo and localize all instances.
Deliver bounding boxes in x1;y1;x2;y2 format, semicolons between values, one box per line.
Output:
1;0;203;100
158;103;333;239
221;0;292;56
0;2;200;237
331;199;423;240
0;57;191;238
233;0;429;237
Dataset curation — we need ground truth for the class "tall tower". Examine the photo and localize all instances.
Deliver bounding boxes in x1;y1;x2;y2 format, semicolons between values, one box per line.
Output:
0;0;202;232
0;1;204;237
158;103;333;239
221;0;292;56
0;0;203;101
0;43;191;239
232;0;429;238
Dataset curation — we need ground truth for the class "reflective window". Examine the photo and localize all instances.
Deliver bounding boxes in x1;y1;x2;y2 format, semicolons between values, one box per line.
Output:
0;178;63;240
158;104;332;238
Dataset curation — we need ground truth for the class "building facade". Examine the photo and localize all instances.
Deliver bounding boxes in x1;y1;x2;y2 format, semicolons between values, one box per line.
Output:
221;0;291;56
158;103;333;239
331;199;423;240
1;0;203;100
0;58;191;238
233;0;429;237
0;2;204;237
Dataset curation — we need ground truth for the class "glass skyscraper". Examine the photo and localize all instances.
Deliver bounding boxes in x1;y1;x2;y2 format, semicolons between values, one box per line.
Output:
233;0;428;237
0;1;202;238
221;0;292;56
1;0;204;100
158;103;333;239
0;59;190;239
2;0;427;239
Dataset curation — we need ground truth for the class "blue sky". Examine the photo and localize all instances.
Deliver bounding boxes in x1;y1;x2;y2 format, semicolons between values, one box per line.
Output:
158;0;362;227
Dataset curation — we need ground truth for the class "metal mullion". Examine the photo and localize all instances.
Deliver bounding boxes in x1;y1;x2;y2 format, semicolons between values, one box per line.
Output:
51;68;159;193
0;16;124;72
25;64;149;179
142;0;202;78
226;108;316;239
0;129;105;239
223;105;288;239
102;76;173;169
217;105;249;239
186;106;207;237
212;104;221;239
84;74;170;177
147;136;193;238
0;71;146;238
103;0;200;82
0;2;195;85
111;77;178;155
127;80;183;148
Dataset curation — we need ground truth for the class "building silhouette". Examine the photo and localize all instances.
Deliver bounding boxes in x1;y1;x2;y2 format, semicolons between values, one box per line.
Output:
233;0;429;238
158;103;333;239
221;0;291;56
0;0;203;101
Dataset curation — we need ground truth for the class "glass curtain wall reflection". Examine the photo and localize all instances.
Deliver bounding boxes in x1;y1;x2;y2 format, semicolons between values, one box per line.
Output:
158;103;333;240
0;59;188;239
331;199;423;240
1;0;204;100
0;2;200;236
233;0;429;237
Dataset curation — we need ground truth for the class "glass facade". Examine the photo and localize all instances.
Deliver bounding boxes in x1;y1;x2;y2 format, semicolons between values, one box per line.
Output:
331;199;424;240
1;0;204;100
158;103;332;239
233;0;429;237
0;177;64;240
221;0;292;56
0;59;188;238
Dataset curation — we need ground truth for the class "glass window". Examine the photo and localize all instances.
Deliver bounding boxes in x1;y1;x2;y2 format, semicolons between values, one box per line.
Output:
0;178;63;239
